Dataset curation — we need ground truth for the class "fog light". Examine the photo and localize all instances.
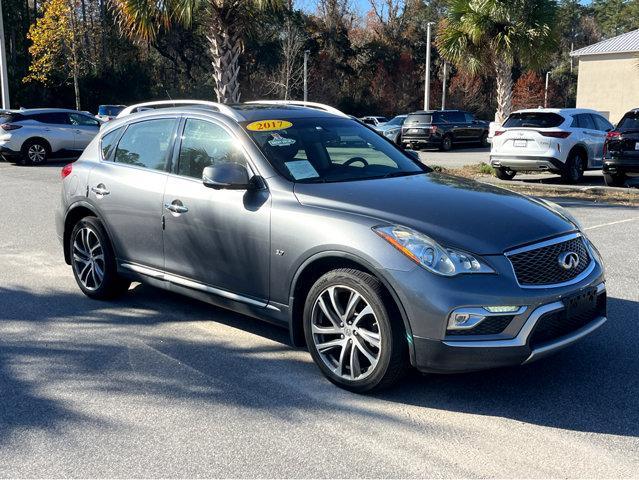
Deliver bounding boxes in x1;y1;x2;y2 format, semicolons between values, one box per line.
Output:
483;305;521;313
447;312;485;330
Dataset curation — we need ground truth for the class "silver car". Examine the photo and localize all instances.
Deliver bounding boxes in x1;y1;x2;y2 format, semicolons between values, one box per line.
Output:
56;101;607;392
0;108;101;165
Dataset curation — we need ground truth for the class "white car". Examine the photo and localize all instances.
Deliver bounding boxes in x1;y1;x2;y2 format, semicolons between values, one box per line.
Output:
0;108;102;165
490;108;614;183
360;116;389;128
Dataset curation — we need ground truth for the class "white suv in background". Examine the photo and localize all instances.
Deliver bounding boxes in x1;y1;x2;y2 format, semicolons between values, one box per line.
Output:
0;108;102;165
490;108;614;183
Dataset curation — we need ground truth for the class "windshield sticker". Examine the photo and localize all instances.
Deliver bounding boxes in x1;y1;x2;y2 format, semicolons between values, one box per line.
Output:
285;160;319;180
246;120;293;132
268;133;296;147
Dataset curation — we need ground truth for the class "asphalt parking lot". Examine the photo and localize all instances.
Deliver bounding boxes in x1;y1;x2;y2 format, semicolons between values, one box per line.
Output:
0;160;638;477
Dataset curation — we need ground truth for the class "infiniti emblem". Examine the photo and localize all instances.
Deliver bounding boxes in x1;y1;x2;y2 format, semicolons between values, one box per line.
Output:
558;251;580;270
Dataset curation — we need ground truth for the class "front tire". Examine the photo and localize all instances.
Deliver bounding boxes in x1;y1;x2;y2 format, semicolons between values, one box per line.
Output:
20;139;50;166
70;217;131;300
303;268;406;392
603;171;626;187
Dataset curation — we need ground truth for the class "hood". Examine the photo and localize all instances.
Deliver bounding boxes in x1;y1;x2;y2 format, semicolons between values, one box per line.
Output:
293;173;575;255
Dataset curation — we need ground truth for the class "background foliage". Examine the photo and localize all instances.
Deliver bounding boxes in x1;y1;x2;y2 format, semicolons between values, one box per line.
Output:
3;0;639;117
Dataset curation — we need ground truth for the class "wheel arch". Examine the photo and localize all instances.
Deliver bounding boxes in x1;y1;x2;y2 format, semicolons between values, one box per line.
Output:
288;251;416;364
568;143;589;167
21;136;52;154
62;202;100;264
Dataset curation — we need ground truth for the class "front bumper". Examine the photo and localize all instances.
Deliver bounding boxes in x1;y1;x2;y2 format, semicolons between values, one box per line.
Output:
490;155;565;172
381;246;606;373
412;282;606;373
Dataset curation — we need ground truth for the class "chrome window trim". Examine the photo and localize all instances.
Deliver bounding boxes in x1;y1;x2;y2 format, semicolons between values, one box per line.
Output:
443;282;605;349
504;232;596;289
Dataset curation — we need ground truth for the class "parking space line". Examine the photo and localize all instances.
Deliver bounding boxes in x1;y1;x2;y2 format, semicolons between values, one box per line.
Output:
584;217;639;231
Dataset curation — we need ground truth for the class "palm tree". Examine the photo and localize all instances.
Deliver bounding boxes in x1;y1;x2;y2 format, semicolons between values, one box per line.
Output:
436;0;557;123
111;0;283;103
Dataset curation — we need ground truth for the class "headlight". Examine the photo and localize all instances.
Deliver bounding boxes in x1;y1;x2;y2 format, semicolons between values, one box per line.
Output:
537;198;583;231
373;225;495;276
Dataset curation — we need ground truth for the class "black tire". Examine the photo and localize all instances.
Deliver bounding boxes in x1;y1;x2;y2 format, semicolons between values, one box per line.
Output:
20;139;50;166
561;151;586;183
603;171;627;187
440;135;453;152
69;216;131;300
494;167;516;180
303;268;407;392
480;132;489;148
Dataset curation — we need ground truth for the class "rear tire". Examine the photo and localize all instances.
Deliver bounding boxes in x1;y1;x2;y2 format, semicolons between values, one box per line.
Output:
20;139;50;166
69;216;131;300
562;151;585;183
603;171;627;187
480;132;489;147
303;268;407;392
495;167;516;180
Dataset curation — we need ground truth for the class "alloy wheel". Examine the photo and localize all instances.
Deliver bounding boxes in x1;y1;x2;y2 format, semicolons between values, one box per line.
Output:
28;144;46;164
311;285;381;381
72;227;105;291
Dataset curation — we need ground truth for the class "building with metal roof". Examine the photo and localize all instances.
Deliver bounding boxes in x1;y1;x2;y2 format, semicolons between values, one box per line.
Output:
570;29;639;123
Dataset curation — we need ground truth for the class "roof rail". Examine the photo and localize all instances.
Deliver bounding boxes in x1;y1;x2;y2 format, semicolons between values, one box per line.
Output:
245;100;350;118
116;100;244;121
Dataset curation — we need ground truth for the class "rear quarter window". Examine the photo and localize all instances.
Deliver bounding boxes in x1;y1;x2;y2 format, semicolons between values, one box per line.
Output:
503;112;564;128
100;127;123;160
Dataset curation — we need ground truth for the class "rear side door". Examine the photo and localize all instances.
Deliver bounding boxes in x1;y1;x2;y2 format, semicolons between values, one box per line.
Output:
162;116;271;303
588;114;612;167
463;112;483;140
69;112;101;151
88;117;179;271
573;114;599;165
30;112;75;153
445;111;468;141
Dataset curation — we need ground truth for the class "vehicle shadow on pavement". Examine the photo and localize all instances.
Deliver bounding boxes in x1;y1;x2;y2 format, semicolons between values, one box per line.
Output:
379;296;639;437
0;284;637;445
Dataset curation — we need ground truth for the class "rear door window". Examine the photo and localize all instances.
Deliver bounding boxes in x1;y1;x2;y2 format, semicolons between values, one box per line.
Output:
503;112;564;128
617;113;639;131
445;112;466;123
69;113;100;127
31;112;70;125
576;114;595;130
114;118;177;171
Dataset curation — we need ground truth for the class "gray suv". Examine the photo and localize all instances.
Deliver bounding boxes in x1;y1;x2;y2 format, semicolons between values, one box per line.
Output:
56;101;607;392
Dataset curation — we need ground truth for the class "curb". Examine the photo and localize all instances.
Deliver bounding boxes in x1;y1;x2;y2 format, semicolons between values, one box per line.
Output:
480;176;639;197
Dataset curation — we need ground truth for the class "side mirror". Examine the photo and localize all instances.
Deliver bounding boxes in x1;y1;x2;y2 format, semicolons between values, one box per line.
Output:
202;163;250;190
405;149;420;161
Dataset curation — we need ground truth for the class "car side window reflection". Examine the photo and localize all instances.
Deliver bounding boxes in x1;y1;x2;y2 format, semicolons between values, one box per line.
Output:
100;127;122;160
177;118;248;179
114;118;176;171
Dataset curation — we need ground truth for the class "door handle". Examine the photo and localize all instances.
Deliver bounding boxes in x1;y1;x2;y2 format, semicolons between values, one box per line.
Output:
75;129;82;134
91;185;110;196
164;202;188;214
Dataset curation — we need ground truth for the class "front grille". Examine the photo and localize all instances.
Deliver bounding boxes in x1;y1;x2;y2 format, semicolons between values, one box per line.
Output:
507;236;591;286
446;315;515;336
529;292;606;348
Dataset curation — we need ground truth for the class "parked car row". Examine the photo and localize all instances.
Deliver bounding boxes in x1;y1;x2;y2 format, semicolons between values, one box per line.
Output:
489;106;638;186
361;110;490;152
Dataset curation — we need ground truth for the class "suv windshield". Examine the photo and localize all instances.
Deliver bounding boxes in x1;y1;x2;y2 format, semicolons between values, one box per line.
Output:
245;117;427;183
503;112;564;128
618;112;639;131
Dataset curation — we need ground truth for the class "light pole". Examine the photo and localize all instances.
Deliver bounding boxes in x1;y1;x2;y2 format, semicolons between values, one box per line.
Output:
441;62;447;110
424;21;434;111
544;71;550;108
0;0;11;109
303;50;310;103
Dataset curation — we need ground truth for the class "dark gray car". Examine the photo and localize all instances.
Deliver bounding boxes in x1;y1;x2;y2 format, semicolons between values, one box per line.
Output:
56;102;607;392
